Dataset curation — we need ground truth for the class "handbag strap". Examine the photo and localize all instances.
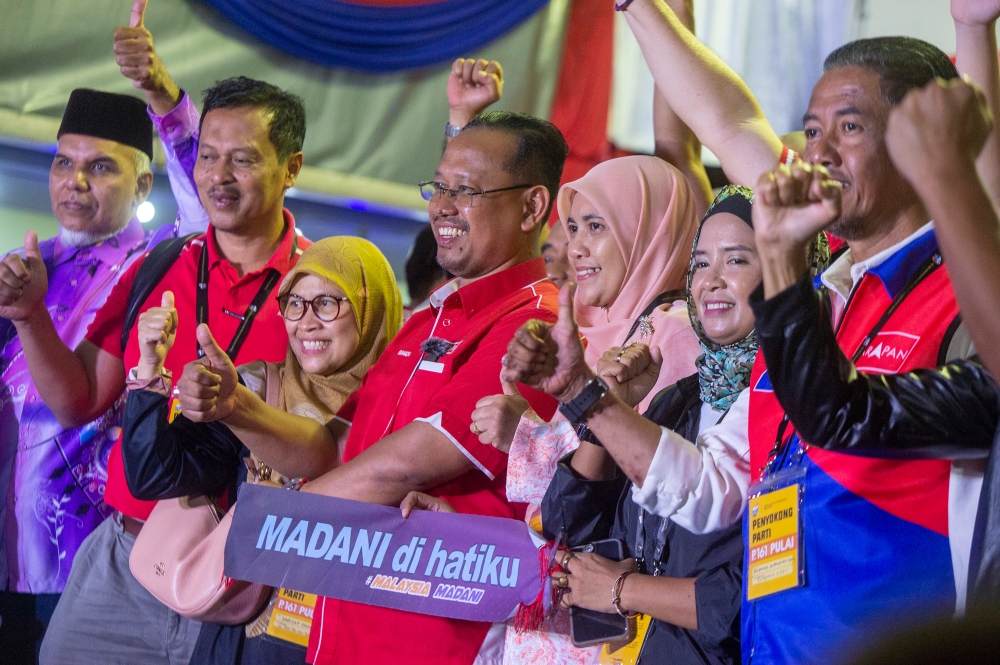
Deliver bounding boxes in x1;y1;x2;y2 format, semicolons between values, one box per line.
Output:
264;361;282;408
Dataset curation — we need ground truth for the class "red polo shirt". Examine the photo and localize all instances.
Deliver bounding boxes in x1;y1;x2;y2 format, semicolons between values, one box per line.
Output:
307;258;559;665
85;211;307;520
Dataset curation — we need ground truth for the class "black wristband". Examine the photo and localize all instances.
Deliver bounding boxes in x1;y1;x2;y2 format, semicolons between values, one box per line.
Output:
558;376;609;425
575;423;603;447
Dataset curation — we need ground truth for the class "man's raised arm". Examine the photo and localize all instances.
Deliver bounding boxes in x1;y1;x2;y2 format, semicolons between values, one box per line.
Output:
623;0;784;186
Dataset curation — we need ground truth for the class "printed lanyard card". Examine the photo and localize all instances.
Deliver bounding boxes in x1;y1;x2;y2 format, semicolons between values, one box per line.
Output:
598;613;651;665
265;587;317;646
746;466;806;600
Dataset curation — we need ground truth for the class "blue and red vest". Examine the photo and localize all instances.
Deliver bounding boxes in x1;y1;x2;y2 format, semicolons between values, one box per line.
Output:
744;228;963;664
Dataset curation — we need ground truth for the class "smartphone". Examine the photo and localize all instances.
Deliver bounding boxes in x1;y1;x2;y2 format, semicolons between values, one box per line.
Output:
568;538;632;647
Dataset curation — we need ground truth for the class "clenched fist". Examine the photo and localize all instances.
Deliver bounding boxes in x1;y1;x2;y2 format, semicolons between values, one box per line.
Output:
447;58;504;129
0;231;48;323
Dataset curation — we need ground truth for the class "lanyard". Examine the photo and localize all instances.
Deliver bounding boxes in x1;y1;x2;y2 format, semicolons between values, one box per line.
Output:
194;236;296;360
762;251;942;479
635;405;730;573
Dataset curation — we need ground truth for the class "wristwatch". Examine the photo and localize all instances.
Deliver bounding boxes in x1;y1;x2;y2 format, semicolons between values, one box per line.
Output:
444;122;462;138
558;376;609;425
575;422;603;447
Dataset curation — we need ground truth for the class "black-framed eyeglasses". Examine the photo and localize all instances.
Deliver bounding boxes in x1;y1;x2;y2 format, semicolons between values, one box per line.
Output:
277;294;349;322
418;181;533;207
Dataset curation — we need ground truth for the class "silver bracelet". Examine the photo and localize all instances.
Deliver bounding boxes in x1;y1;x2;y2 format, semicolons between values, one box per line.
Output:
611;570;638;618
444;122;462;138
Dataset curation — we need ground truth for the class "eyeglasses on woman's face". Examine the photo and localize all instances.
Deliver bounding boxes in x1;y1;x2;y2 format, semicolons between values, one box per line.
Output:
278;294;349;322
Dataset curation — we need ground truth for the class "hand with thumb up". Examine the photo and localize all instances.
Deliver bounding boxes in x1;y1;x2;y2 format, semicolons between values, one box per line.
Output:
470;377;530;453
500;282;595;405
175;324;239;422
113;0;181;115
136;290;178;379
0;231;49;323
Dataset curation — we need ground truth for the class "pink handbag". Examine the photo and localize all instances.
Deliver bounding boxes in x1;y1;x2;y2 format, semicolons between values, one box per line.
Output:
128;363;281;625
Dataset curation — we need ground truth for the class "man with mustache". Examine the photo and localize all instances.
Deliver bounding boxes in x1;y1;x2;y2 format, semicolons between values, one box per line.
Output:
613;1;1000;662
176;111;568;665
2;5;311;657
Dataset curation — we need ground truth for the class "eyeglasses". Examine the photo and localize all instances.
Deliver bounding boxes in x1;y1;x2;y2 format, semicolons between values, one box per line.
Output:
418;181;532;208
278;294;349;322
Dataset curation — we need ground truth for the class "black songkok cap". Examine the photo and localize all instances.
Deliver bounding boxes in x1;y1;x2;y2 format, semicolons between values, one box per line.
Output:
58;89;154;159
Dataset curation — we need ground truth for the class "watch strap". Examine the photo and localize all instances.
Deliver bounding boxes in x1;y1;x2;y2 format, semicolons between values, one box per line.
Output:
558;376;609;425
575;422;603;447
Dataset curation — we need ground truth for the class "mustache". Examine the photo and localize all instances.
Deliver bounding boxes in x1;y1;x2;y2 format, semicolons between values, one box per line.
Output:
432;213;468;230
207;185;240;199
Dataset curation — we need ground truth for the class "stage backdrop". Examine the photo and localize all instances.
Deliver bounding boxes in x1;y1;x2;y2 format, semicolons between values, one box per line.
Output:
1;0;568;190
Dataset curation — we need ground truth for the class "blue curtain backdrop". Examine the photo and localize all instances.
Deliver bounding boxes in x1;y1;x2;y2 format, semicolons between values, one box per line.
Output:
201;0;552;73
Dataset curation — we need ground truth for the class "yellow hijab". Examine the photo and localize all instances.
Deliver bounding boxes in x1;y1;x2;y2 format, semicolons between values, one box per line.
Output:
271;236;402;423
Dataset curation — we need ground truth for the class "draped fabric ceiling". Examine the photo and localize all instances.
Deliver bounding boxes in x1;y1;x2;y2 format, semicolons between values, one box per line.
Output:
1;0;573;196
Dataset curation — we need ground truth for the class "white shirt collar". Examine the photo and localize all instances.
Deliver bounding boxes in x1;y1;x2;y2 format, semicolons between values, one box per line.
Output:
820;220;936;303
428;278;460;309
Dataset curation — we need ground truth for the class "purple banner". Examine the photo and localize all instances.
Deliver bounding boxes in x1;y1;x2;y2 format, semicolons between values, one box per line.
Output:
225;484;543;622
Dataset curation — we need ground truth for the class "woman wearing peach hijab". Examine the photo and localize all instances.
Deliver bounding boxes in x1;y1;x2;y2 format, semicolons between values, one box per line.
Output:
471;155;702;665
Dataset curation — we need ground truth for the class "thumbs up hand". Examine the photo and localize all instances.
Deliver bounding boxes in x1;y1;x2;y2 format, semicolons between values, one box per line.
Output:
0;231;49;323
136;290;177;379
113;0;181;115
470;377;531;453
596;343;663;409
501;282;595;404
175;324;239;422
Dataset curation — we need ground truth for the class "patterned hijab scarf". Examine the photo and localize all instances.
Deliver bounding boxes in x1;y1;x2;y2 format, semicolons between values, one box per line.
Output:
685;186;831;410
275;236;403;423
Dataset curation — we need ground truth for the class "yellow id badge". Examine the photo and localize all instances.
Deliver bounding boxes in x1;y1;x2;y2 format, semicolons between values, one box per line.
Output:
746;482;802;600
598;614;651;665
265;588;317;646
167;396;182;423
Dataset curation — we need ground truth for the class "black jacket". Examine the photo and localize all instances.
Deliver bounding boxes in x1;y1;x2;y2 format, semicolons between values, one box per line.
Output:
121;387;246;501
541;375;743;665
750;275;998;459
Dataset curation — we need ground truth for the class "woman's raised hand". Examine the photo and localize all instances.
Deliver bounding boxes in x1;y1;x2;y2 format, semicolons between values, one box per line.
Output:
501;282;595;404
136;290;177;379
596;342;663;408
175;324;239;422
470;378;530;453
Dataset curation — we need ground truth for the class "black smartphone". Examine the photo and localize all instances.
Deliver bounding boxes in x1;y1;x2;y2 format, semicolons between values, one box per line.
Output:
568;538;632;647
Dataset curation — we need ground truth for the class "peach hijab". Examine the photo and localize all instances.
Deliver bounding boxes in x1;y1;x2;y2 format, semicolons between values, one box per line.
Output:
556;155;700;368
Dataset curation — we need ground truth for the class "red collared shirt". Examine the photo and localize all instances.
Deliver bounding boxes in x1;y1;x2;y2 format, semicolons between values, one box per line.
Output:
307;258;559;665
86;210;308;520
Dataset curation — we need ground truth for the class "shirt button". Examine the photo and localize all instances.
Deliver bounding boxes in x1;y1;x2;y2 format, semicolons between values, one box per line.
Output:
442;319;451;327
57;315;65;322
29;396;36;402
70;280;78;287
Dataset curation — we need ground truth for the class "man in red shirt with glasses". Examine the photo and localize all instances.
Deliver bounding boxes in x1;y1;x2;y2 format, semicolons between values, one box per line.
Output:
178;111;567;665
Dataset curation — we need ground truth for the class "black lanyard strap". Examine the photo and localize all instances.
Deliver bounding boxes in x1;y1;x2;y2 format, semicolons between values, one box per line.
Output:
762;251;942;478
195;242;285;361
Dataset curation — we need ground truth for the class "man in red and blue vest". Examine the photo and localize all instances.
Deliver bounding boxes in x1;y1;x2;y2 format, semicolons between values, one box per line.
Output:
742;39;982;664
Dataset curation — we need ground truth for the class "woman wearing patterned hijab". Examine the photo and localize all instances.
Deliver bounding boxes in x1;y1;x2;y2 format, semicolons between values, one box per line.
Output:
536;186;830;665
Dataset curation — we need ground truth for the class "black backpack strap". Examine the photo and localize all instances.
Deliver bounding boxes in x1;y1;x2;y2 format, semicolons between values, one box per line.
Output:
622;289;687;346
120;233;199;353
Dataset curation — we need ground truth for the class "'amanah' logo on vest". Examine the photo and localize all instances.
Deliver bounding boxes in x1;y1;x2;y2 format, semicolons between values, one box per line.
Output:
855;331;920;374
753;371;773;393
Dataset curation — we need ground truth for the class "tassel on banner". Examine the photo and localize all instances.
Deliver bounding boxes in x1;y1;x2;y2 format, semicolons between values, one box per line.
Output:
513;539;570;633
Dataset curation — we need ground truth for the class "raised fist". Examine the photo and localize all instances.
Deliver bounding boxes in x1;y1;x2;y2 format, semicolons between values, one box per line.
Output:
596;342;662;409
0;231;49;323
447;58;504;128
470;378;530;453
886;77;993;186
752;163;843;252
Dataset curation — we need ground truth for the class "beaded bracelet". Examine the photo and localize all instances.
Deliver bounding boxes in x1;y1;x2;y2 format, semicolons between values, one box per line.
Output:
614;0;635;11
611;570;639;618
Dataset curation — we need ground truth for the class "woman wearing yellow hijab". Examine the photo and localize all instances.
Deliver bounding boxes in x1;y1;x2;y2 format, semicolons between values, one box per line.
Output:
121;236;402;665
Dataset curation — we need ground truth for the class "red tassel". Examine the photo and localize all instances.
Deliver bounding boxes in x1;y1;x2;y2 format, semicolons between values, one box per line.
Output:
513;540;571;633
